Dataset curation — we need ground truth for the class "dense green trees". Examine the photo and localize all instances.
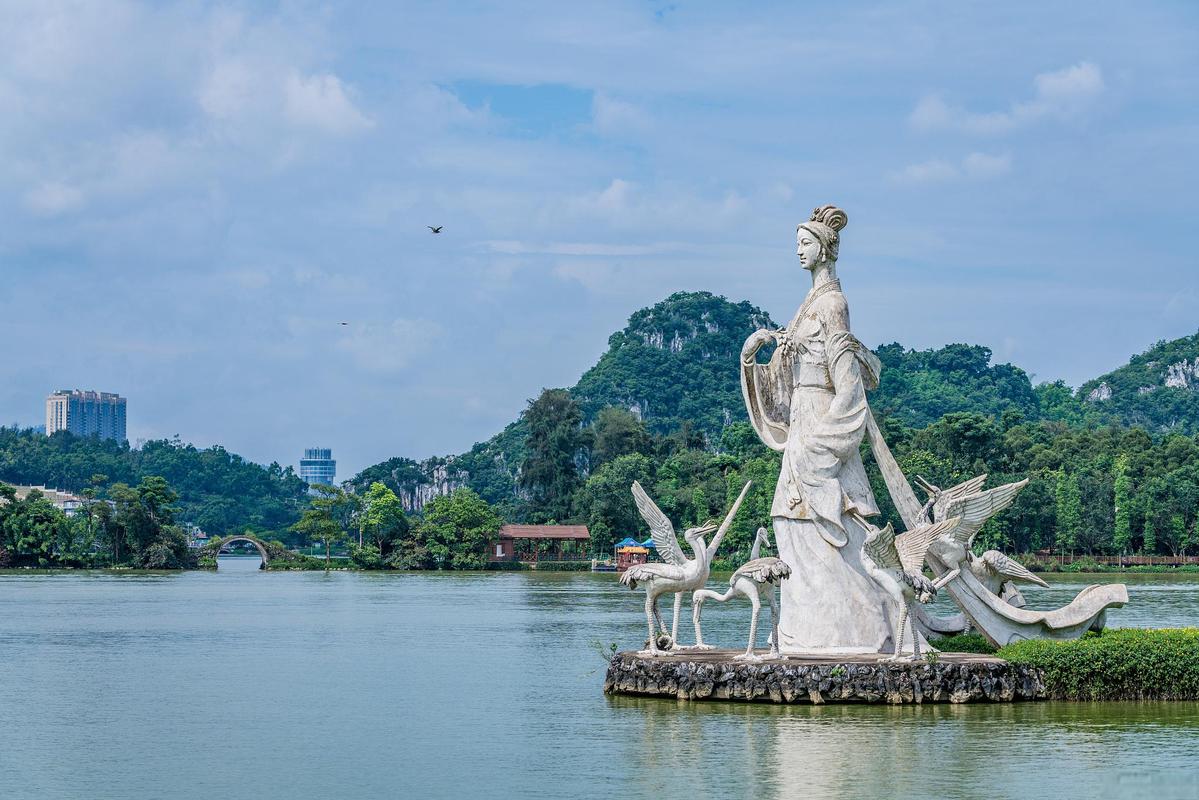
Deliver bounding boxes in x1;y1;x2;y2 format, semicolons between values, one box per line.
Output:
0;476;193;568
0;428;309;540
349;482;410;568
291;484;353;568
405;488;500;570
519;389;586;522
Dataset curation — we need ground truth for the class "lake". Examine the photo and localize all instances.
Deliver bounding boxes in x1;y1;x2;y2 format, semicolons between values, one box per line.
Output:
0;561;1196;800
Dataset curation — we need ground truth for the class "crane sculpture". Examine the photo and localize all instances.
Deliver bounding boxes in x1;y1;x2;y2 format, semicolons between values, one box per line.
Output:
692;526;791;661
858;513;962;661
921;477;1046;602
621;480;751;656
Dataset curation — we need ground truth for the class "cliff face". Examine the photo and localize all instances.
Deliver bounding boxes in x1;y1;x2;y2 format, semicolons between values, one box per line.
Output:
1078;330;1199;433
572;291;776;437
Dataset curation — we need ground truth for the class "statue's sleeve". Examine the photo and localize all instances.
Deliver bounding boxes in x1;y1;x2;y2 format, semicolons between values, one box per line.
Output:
740;341;790;452
812;295;878;462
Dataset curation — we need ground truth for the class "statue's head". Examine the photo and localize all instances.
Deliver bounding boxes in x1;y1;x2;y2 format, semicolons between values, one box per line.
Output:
796;204;848;271
756;526;772;548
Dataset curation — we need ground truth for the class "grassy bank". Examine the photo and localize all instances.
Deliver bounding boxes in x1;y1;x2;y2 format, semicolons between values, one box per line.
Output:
936;629;1199;700
1014;554;1199;574
998;628;1199;700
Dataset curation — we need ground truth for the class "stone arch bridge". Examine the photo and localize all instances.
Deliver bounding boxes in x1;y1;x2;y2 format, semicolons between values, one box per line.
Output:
205;535;270;569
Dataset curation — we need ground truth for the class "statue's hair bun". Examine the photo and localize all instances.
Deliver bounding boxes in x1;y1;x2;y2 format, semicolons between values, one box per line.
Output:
810;204;847;232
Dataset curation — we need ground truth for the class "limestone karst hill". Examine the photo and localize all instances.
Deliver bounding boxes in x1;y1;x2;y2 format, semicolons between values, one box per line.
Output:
1076;331;1199;434
350;291;1083;513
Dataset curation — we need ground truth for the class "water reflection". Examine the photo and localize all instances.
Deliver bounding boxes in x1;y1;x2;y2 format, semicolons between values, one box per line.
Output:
0;569;1196;800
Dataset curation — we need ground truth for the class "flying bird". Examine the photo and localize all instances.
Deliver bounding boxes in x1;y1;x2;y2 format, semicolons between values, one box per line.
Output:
427;226;443;234
339;322;349;326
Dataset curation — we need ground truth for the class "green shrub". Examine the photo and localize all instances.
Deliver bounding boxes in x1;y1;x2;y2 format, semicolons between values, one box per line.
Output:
932;632;997;654
1061;556;1102;573
998;628;1199;700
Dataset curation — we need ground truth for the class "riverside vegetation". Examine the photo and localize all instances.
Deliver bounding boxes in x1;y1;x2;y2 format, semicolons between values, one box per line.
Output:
931;629;1199;700
7;292;1199;569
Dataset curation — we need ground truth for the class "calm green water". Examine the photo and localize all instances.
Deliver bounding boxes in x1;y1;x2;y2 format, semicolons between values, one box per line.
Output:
0;561;1197;800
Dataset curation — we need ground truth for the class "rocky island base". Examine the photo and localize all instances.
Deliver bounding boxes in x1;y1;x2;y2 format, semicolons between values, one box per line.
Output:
604;649;1044;704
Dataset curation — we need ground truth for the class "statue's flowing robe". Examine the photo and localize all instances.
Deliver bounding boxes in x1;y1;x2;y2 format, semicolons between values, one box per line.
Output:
741;284;892;653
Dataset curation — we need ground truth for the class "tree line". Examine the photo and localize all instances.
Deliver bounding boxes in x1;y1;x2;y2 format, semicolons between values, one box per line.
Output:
0;427;309;540
504;390;1199;562
0;475;194;568
289;481;498;570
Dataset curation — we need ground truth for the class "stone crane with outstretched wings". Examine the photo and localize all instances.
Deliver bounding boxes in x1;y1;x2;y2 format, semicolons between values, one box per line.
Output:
859;514;962;660
927;478;1046;604
621;480;751;655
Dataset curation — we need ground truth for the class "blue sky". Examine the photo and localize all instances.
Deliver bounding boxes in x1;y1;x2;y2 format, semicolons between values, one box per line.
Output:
2;1;1198;477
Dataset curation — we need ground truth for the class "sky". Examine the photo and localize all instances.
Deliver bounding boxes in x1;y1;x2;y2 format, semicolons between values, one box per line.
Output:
2;1;1198;478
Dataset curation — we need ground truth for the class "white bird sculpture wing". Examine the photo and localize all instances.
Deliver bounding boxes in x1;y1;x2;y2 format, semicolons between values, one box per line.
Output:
631;481;686;566
862;522;902;572
932;474;989;521
732;557;792;585
895;517;962;574
981;550;1049;587
944;479;1030;549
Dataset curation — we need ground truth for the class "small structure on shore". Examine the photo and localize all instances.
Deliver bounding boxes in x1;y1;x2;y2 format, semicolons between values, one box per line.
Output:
615;544;649;573
489;524;590;564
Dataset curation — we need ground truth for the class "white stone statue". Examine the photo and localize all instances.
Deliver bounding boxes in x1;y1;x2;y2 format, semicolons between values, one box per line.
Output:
858;513;961;660
918;475;1128;645
691;527;792;662
914;474;1048;601
621;480;751;656
740;205;900;654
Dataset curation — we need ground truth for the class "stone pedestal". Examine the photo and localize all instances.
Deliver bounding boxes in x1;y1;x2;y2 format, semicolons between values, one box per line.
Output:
603;650;1044;704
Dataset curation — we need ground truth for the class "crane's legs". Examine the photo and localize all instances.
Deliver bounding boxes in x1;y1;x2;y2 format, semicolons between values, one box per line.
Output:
638;594;661;656
885;603;910;662
767;586;782;658
688;588;731;651
670;592;681;646
910;607;923;661
734;590;763;662
652;599;666;636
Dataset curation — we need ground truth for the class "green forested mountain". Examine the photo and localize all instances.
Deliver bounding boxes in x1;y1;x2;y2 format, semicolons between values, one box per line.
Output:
573;292;775;435
871;342;1041;427
9;289;1199;562
351;291;1050;516
1075;331;1199;434
347;292;1199;561
0;428;308;537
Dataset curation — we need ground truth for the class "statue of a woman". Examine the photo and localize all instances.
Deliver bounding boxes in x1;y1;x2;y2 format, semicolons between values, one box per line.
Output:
740;205;892;654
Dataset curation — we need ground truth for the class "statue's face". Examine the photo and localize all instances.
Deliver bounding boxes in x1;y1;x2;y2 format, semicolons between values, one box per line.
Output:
796;227;822;271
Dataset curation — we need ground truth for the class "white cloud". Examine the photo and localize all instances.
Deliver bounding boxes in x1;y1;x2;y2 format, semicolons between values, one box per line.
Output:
891;152;1011;184
284;72;373;134
198;58;257;120
24;181;84;215
910;62;1105;135
552;260;621;292
592;93;651;135
961;152;1012;178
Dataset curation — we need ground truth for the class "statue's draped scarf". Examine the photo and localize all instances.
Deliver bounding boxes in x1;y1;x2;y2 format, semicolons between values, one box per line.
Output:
741;286;881;548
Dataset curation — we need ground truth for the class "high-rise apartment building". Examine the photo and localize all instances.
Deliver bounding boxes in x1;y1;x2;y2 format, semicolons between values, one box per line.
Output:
300;447;337;491
45;390;127;441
